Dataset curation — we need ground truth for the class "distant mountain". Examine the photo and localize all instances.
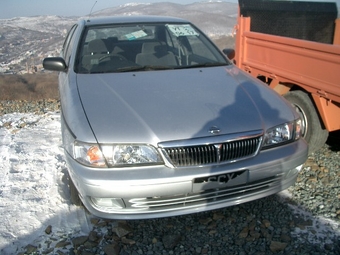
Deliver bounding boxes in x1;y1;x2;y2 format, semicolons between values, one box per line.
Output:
0;16;78;73
0;2;237;74
92;2;238;37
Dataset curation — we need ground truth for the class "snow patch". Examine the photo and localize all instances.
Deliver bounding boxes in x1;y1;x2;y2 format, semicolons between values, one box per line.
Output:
0;112;91;254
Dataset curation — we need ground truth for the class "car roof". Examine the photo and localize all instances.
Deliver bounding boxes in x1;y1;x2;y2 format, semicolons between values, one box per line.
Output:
82;15;189;26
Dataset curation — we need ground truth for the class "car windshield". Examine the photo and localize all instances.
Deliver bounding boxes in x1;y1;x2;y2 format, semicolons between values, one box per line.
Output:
75;22;229;73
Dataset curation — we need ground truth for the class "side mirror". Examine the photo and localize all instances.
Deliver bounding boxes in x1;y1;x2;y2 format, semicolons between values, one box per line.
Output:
222;49;235;60
43;57;67;72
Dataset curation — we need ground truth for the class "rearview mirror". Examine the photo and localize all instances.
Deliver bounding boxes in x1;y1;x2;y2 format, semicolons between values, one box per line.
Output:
222;49;235;60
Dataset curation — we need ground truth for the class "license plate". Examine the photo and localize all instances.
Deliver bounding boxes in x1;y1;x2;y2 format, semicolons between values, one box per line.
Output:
193;170;248;192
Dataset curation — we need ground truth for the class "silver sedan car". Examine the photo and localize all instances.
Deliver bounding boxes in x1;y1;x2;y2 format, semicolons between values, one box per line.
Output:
43;16;308;219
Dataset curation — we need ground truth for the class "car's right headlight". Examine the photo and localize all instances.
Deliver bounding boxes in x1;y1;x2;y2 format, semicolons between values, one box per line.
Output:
73;141;163;168
101;143;163;167
62;123;163;168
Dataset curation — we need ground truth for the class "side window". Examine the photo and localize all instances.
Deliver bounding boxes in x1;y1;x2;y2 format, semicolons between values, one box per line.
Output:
62;24;78;65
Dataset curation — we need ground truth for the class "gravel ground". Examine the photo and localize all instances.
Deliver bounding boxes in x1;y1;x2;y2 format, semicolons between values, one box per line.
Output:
0;100;60;115
1;100;339;255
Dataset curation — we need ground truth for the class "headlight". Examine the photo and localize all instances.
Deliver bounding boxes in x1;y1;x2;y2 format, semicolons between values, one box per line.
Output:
73;142;163;168
262;119;302;148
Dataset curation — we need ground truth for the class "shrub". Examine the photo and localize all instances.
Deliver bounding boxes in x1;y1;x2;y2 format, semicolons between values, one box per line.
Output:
0;73;59;100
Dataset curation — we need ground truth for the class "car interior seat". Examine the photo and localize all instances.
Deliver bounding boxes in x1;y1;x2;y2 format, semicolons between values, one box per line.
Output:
81;39;110;71
135;42;178;66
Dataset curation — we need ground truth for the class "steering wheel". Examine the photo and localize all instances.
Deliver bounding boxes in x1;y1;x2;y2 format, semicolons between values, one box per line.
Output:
99;54;127;63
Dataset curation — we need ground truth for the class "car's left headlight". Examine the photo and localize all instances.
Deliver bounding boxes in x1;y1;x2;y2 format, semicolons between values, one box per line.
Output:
262;119;302;148
73;142;163;168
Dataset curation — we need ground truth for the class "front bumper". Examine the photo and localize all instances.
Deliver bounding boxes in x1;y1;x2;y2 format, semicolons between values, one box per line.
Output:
65;138;308;219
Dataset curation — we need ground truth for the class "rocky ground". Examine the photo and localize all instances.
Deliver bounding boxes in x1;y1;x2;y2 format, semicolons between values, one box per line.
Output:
1;99;339;255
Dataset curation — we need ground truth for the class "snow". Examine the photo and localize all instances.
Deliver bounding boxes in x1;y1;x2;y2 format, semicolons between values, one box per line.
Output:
0;16;75;34
0;111;339;254
279;190;340;246
0;112;91;254
120;3;151;7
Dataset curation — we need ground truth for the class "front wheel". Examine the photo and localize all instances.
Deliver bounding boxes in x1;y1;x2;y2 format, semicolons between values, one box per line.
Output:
283;90;328;154
68;173;82;206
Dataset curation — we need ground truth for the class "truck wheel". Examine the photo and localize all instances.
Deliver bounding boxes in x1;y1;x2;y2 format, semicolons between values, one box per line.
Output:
283;90;328;154
69;175;82;206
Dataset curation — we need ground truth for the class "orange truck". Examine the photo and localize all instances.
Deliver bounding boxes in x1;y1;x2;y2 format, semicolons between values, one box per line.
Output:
225;0;340;153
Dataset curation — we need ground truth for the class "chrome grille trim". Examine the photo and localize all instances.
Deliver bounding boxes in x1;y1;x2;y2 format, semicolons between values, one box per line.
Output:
159;132;263;167
165;144;217;166
128;176;280;210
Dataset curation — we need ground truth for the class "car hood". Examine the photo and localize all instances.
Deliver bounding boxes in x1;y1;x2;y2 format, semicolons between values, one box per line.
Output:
76;66;292;145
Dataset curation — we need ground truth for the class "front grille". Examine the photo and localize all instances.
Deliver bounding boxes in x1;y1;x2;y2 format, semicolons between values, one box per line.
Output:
162;136;262;167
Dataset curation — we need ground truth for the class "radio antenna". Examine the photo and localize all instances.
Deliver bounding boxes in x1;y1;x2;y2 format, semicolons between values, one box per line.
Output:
88;1;98;21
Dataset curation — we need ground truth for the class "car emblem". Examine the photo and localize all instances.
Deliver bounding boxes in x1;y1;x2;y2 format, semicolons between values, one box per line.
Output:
209;126;221;135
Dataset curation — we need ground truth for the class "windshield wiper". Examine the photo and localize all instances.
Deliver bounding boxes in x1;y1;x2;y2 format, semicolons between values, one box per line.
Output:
117;65;175;72
182;62;228;69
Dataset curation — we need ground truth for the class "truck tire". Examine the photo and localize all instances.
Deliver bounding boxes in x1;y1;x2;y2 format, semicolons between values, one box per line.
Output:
283;90;328;154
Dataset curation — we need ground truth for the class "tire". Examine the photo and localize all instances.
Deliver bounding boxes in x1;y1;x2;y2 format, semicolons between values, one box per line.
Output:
283;90;328;154
68;174;82;206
